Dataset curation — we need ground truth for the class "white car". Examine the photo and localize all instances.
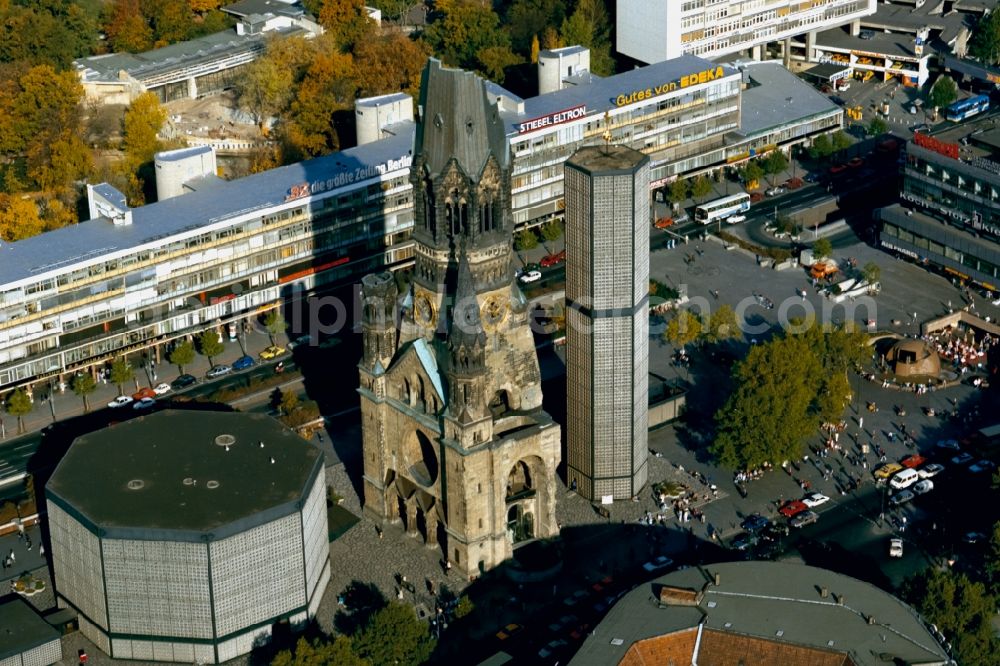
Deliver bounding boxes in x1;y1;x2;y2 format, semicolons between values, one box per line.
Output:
132;397;156;410
518;270;542;284
912;479;934;495
642;555;674;572
726;214;747;224
152;383;171;395
802;492;830;508
107;395;133;409
918;463;944;479
889;538;904;558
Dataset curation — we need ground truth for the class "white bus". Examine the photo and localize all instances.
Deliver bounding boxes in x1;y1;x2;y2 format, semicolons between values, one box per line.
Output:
694;193;751;224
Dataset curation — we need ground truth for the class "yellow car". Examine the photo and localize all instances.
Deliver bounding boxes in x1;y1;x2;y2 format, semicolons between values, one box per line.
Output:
495;623;523;640
259;345;287;360
874;462;903;480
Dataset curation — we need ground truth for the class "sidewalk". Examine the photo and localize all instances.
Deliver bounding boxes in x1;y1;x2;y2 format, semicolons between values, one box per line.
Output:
1;327;284;444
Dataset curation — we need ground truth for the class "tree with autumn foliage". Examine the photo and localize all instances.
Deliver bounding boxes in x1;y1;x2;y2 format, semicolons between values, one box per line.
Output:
282;45;356;159
353;30;430;99
0;195;44;242
123;93;167;166
236;35;318;131
312;0;377;51
103;0;154;53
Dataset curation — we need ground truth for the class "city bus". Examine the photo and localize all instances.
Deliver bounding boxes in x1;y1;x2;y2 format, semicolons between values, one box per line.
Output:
946;95;990;122
694;193;751;224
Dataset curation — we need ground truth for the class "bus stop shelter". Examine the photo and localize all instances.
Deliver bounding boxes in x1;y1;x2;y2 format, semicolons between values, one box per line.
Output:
801;63;852;86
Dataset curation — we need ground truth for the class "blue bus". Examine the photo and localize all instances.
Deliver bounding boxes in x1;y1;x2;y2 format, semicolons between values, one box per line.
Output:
946;95;990;122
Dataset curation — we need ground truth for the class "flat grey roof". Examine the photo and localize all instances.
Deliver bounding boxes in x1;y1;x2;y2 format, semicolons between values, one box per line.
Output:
156;145;214;162
90;183;127;210
0;126;414;288
736;62;841;137
222;0;304;19
0;598;61;660
571;561;948;666
46;411;323;539
567;144;649;175
356;92;411;108
802;63;852;81
862;1;975;43
816;26;928;59
503;54;738;135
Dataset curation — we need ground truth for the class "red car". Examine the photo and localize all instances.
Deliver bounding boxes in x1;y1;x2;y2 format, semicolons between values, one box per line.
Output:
847;157;865;168
779;500;809;518
132;387;157;400
829;164;849;175
541;252;565;267
900;454;927;469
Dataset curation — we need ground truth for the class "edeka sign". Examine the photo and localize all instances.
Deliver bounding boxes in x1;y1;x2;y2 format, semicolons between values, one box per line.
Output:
285;155;414;201
614;66;726;107
913;131;959;160
518;105;587;134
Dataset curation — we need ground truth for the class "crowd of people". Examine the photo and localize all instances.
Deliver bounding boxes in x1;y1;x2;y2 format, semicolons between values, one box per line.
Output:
925;326;995;372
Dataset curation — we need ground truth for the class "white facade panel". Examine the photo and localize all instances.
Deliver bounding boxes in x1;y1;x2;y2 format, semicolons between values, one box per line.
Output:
301;470;329;599
48;503;108;630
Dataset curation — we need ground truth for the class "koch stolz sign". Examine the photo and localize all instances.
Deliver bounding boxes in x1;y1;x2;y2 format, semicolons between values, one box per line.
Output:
614;66;727;107
285;154;414;201
517;105;588;134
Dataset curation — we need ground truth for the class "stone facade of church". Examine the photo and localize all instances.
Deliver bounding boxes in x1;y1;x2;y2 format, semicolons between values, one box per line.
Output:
357;60;561;577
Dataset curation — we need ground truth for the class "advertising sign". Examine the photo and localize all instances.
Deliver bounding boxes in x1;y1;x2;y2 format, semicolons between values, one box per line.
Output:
614;66;727;107
517;105;588;134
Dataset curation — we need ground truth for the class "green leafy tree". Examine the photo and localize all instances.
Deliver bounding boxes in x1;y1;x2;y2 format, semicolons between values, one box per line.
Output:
711;334;821;469
808;133;833;160
5;388;33;434
761;151;788;185
540;219;564;242
740;160;764;188
830;130;853;154
424;0;510;71
367;0;413;24
271;636;366;666
110;356;134;394
690;175;713;203
867;116;888;137
664;309;702;350
702;304;741;345
969;10;1000;65
353;602;437;666
929;76;959;112
903;568;1000;665
861;261;881;286
798;322;869;422
988;521;1000;596
559;0;613;75
514;229;538;251
454;595;475;619
506;0;566;55
198;330;225;368
168;340;196;374
279;390;300;416
264;310;285;346
813;237;833;259
667;179;689;204
71;372;97;413
476;45;522;84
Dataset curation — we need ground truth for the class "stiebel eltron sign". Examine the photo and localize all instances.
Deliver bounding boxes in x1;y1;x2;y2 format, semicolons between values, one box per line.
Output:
517;105;588;134
614;66;727;107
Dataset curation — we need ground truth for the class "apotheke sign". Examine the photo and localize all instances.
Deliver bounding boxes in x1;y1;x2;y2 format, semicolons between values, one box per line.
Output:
518;105;588;134
285;155;414;201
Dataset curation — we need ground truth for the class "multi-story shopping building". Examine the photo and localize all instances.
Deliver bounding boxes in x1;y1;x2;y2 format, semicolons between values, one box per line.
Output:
45;411;329;664
0;55;841;394
617;0;876;64
878;120;1000;291
564;145;650;501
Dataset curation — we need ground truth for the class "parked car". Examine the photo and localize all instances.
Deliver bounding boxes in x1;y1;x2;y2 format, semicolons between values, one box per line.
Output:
538;639;568;659
726;214;747;224
540;253;563;268
654;217;675;229
206;364;232;379
829;164;849;175
804;173;821;183
642;555;674;572
495;623;522;641
562;590;589;607
874;462;904;479
259;345;286;360
152;383;172;395
900;454;927;469
232;355;255;371
779;500;809;518
847;157;865;168
132;397;156;410
936;439;960;450
951;452;974;465
731;532;760;551
889;490;915;506
860;30;875;40
518;269;542;284
910;123;930;134
802;492;830;508
740;514;770;532
965;531;987;544
107;395;133;409
912;479;934;495
287;334;312;350
918;463;944;479
790;510;819;528
171;374;197;389
969;459;996;473
889;468;919;490
522;262;541;273
889;538;904;557
765;186;787;197
132;387;156;400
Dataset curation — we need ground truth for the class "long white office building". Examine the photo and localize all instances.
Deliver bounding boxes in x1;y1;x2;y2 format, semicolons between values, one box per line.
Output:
0;55;841;393
617;0;876;64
